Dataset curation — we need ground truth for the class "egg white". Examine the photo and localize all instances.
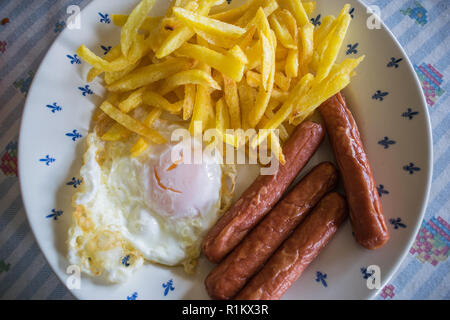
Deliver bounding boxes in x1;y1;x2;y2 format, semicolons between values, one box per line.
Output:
67;120;235;283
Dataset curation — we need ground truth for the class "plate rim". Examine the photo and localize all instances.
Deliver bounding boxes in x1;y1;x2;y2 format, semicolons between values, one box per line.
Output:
17;0;434;300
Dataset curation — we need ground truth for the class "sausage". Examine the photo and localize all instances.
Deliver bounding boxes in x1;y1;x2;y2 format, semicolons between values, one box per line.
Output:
205;162;338;300
202;121;325;263
235;192;347;300
318;93;389;249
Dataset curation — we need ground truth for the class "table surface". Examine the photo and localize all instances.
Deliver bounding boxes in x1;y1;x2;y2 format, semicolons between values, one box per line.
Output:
0;0;448;300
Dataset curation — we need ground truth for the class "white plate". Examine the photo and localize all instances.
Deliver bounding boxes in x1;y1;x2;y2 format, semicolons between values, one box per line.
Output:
18;0;432;300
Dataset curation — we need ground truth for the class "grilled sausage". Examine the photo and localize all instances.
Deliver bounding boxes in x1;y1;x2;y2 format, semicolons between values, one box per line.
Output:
202;121;325;263
205;162;338;300
319;92;389;249
235;192;348;300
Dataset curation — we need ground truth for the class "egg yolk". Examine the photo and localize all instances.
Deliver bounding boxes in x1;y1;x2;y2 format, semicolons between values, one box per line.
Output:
146;140;221;219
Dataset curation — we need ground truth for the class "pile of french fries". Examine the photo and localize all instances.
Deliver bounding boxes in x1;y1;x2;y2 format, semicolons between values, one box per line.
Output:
77;0;364;162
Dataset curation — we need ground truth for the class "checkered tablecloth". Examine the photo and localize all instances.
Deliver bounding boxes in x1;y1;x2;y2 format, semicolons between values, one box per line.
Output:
0;0;448;300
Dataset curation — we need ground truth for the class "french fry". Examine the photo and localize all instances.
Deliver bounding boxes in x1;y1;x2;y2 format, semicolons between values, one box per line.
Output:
159;69;221;95
86;46;122;82
189;64;215;134
142;91;182;114
314;15;335;49
155;0;215;58
112;14;162;32
315;8;351;82
215;97;230;132
210;0;263;22
107;57;191;91
120;0;155;57
101;123;131;141
173;7;246;39
291;56;365;124
274;71;290;91
99;100;165;144
303;1;317;18
271;88;289;102
223;74;241;129
240;0;279;28
228;45;248;65
175;43;245;82
285;49;298;78
279;0;309;27
183;84;196;120
118;87;146;113
238;82;256;129
300;21;314;74
269;130;286;165
246;70;260;88
104;58;141;85
251;73;314;148
269;14;296;49
77;45;131;72
130;107;163;157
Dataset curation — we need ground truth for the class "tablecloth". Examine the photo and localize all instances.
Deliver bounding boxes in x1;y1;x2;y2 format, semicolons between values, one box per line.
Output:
0;0;448;300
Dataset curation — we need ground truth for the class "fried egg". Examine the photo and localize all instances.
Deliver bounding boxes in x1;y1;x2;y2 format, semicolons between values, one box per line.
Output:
67;120;235;283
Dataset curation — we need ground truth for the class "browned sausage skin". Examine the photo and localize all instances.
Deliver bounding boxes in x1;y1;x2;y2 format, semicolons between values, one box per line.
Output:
205;162;338;300
319;93;389;249
235;192;348;300
202;121;325;263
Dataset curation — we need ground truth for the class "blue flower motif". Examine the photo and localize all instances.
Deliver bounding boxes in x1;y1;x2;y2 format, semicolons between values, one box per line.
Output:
226;0;232;4
349;8;355;19
46;102;62;113
66;54;81;65
101;45;112;55
39;155;55;166
361;267;375;280
402;108;419;120
372;90;389;101
378;137;396;149
377;184;389;197
46;209;63;220
78;85;93;96
346;43;358;55
162;279;175;296
389;218;407;229
387;57;403;68
403;163;421;174
122;255;130;267
315;271;327;287
98;12;111;24
311;14;321;26
67;177;82;188
127;292;138;300
66;129;83;141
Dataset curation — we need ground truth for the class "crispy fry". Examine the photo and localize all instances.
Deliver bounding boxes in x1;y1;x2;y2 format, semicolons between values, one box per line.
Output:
215;97;230;132
159;69;221;95
315;6;351;82
120;0;155;57
112;14;162;32
291;56;365;123
173;7;246;39
223;74;241;129
130;107;163;157
99;100;165;144
175;43;245;82
251;73;314;148
285;49;298;78
118;87;146;113
77;45;131;72
300;21;314;74
142;91;182;114
107;58;191;91
155;0;215;58
274;71;290;91
269;14;296;49
101;123;131;141
183;84;196;120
